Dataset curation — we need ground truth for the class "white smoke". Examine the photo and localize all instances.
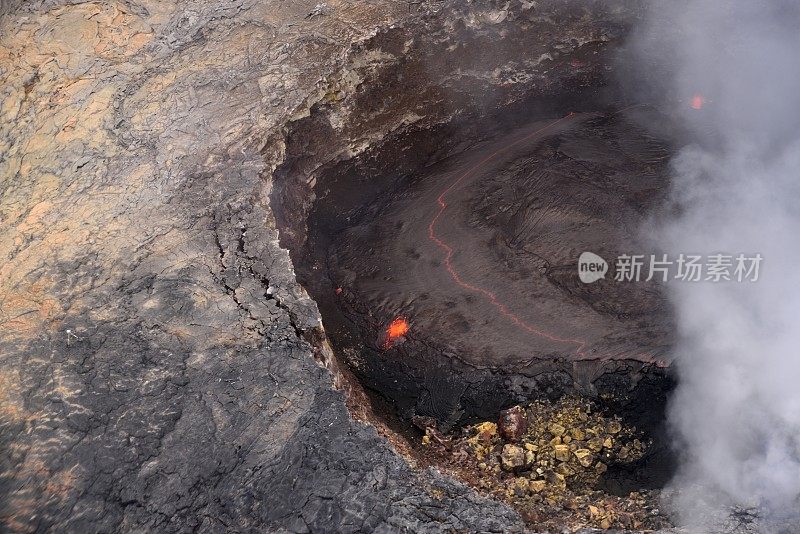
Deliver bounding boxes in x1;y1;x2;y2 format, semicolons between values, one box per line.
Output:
625;0;800;527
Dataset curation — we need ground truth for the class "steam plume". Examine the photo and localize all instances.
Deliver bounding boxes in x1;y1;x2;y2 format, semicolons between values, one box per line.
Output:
625;0;800;527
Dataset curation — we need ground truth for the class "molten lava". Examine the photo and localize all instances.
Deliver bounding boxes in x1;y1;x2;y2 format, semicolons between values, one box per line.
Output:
383;317;410;348
690;94;705;110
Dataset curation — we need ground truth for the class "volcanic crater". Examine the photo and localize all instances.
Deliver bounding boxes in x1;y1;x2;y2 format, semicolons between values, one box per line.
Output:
271;3;678;519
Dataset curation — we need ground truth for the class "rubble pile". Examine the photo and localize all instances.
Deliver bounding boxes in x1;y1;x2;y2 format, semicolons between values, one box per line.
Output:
419;397;671;531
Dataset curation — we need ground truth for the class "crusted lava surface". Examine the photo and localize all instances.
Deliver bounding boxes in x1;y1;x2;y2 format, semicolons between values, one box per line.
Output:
297;104;676;430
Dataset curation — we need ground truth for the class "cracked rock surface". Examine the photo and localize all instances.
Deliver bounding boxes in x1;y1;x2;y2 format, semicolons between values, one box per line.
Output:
0;1;526;531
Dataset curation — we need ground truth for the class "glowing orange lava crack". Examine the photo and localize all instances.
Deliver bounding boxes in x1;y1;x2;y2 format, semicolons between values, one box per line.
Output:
426;114;590;356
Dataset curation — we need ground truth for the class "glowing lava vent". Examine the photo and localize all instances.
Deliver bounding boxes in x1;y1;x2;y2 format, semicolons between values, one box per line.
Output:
382;317;410;349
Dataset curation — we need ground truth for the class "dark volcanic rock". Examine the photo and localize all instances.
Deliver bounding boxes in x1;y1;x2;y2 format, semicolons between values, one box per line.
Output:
498;405;528;442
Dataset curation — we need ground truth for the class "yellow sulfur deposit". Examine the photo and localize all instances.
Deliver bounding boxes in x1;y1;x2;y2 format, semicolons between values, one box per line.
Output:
420;396;665;531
